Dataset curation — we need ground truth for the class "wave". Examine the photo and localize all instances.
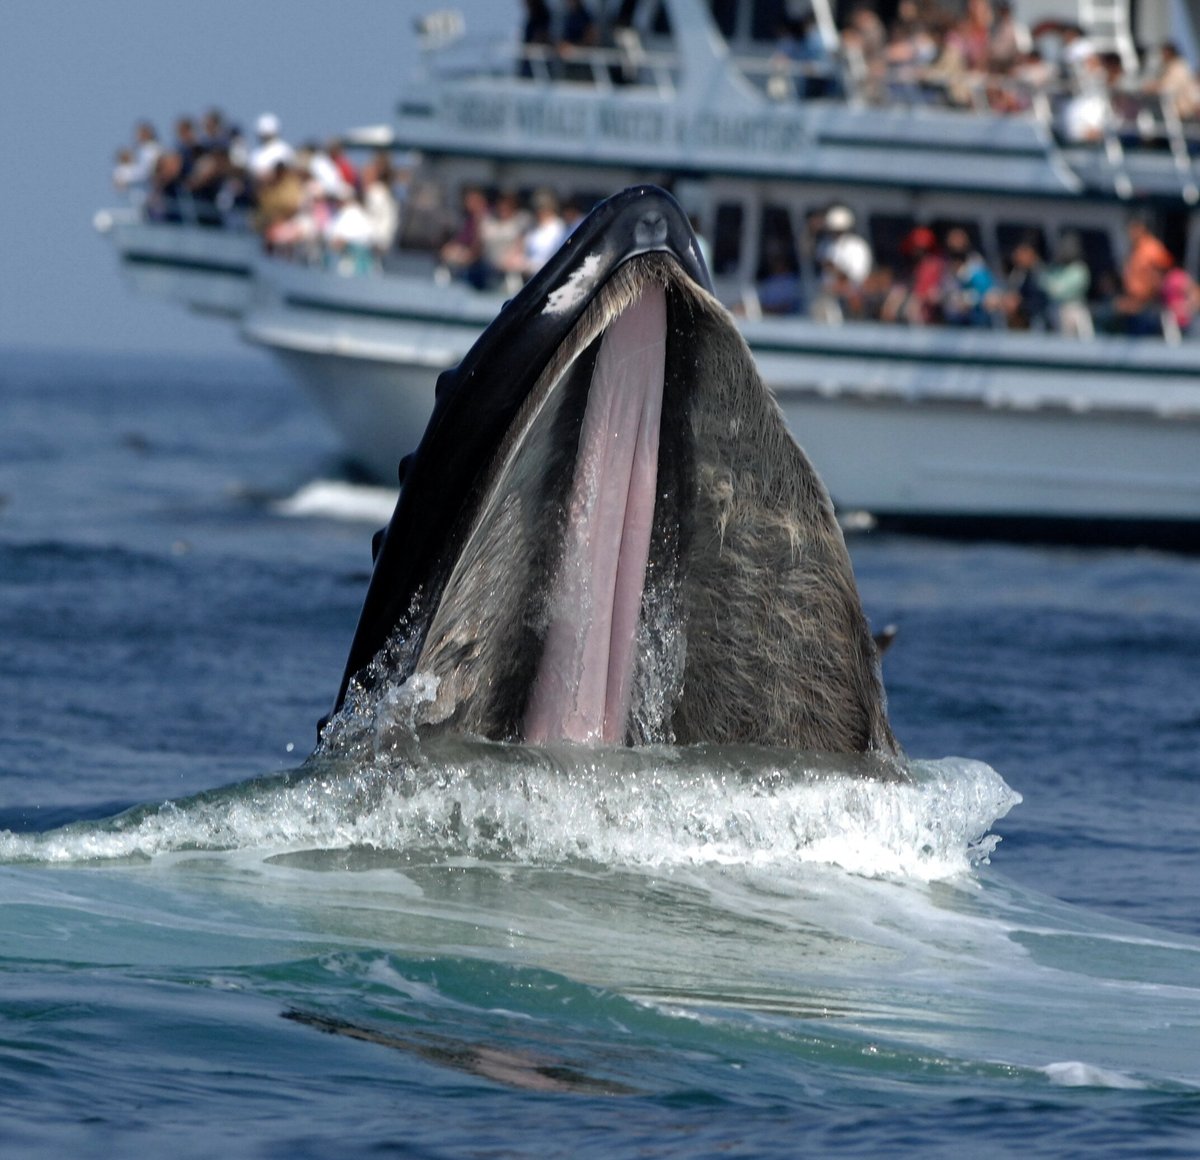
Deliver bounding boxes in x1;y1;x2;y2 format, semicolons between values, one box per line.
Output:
0;737;1019;880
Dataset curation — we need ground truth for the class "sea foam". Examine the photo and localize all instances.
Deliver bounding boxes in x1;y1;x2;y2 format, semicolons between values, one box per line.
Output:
0;739;1019;882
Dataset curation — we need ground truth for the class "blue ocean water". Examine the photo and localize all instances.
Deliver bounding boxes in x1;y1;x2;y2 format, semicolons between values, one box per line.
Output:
2;347;1199;1158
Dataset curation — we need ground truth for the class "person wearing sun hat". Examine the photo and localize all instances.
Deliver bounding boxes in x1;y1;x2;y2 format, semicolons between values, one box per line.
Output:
249;112;295;183
820;204;873;318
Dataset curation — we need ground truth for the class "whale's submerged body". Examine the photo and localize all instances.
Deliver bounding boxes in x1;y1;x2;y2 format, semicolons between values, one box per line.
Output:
322;186;897;759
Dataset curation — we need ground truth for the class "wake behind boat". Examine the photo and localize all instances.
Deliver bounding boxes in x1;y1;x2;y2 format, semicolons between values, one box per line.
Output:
96;0;1200;547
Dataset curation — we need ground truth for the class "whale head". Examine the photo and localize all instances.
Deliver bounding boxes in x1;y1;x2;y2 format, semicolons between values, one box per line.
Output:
322;186;897;757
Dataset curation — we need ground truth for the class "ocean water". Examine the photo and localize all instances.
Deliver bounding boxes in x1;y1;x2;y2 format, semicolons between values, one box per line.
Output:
2;347;1199;1158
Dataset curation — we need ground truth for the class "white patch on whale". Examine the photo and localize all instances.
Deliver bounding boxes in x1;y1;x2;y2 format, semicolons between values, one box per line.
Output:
543;253;604;316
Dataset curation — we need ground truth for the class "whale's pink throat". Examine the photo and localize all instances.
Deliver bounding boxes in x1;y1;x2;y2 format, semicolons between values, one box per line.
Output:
523;285;666;745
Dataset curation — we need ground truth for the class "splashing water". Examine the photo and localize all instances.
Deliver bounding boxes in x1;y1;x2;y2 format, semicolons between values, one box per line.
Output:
0;736;1018;881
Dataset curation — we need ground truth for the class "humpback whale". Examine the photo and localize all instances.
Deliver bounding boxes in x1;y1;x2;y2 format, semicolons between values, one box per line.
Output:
323;186;897;757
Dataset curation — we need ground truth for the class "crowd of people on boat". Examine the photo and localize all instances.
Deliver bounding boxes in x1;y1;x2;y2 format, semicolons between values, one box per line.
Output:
114;110;1200;339
112;113;603;291
770;0;1200;142
111;71;1200;339
112;110;405;273
513;0;1200;147
421;184;1198;339
754;204;1200;340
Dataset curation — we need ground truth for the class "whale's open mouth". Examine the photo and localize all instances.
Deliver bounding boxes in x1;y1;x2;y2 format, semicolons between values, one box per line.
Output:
323;186;897;758
411;258;692;746
523;284;666;744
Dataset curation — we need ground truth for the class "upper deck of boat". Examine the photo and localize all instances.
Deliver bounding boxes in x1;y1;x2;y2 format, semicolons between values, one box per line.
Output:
352;0;1200;207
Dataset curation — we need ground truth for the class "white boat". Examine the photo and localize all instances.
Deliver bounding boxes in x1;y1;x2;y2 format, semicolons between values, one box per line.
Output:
97;0;1200;546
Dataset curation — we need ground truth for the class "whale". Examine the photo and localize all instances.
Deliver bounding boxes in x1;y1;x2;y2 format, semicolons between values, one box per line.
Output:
322;185;897;758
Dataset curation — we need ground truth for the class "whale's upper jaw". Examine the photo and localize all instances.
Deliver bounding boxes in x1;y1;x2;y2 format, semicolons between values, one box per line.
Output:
421;185;710;452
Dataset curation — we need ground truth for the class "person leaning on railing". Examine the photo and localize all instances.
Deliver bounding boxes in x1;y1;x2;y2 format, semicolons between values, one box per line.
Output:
1038;233;1092;338
942;227;1001;327
1143;41;1200;125
112;120;161;210
557;0;598;81
1095;215;1174;337
253;161;306;253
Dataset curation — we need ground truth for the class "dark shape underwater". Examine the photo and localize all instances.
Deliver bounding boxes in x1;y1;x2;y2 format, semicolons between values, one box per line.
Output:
322;185;896;757
283;1009;638;1096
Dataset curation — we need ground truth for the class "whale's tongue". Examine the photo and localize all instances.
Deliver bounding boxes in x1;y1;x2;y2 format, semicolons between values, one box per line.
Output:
523;286;666;744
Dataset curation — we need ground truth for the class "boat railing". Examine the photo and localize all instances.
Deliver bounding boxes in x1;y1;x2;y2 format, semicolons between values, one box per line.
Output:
141;191;255;232
417;22;680;97
736;50;1188;138
1105;87;1200;203
729;54;845;103
509;41;681;97
731;277;1200;345
732;48;1059;113
735;50;1200;201
1158;96;1200;205
1048;84;1200;205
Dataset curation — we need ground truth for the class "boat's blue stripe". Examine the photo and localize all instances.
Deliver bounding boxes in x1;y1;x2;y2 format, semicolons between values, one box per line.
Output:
865;511;1200;551
123;252;253;278
814;133;1043;159
281;292;1197;380
388;141;1159;204
282;293;495;328
749;338;1194;377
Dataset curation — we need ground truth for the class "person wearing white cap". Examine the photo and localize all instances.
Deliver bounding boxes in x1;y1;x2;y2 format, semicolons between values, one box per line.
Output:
824;206;872;285
249;113;295;183
817;205;873;320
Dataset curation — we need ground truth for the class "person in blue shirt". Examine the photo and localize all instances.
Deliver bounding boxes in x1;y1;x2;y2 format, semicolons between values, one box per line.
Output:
942;227;1000;326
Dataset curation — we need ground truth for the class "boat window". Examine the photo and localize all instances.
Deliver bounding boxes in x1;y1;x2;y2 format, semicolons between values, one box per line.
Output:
756;202;799;279
708;0;799;44
712;202;745;276
1161;209;1189;269
708;0;737;38
996;223;1047;267
1064;227;1117;300
751;0;789;41
867;214;917;273
398;177;456;251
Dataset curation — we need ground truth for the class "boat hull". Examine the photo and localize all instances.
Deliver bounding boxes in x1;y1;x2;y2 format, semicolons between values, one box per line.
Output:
265;347;442;482
776;389;1200;539
96;213;255;318
245;299;1200;543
